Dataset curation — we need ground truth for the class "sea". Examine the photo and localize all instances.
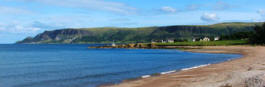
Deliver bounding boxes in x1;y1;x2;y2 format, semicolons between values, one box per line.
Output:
0;44;242;87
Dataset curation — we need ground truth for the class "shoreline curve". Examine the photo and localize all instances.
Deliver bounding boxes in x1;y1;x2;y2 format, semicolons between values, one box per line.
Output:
102;46;265;87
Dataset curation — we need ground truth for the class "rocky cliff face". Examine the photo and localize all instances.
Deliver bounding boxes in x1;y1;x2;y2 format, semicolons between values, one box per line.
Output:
17;29;92;44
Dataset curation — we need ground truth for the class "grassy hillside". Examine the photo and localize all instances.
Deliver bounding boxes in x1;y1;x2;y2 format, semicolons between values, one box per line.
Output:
17;22;263;44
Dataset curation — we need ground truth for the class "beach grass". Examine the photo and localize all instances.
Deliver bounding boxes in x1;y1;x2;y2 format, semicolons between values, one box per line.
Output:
154;40;248;46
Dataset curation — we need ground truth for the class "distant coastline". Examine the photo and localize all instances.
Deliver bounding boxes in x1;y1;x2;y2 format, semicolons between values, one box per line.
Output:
17;22;262;44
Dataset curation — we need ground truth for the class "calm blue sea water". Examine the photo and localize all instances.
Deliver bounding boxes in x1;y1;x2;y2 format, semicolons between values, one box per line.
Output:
0;44;241;87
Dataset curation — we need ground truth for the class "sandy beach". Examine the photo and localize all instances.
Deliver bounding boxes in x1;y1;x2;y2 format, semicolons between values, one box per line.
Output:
105;46;265;87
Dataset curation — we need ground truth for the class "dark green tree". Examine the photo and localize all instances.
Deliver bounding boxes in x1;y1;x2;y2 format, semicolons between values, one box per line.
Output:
249;23;265;44
221;32;254;40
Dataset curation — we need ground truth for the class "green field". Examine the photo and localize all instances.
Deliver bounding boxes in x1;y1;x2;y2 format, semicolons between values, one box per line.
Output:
155;40;248;46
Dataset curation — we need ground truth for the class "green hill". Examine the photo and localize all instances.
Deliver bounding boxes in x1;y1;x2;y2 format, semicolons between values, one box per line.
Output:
17;22;263;44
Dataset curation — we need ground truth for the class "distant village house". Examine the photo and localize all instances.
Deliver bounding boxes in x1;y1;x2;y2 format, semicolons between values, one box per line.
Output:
151;39;175;43
112;40;116;47
167;39;175;43
151;36;219;43
214;37;220;41
161;40;166;43
192;38;196;42
200;37;210;42
151;40;166;43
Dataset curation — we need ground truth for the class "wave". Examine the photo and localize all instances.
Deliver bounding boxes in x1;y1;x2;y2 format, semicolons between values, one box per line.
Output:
141;64;210;79
141;75;151;78
139;57;239;79
160;70;177;75
181;64;210;71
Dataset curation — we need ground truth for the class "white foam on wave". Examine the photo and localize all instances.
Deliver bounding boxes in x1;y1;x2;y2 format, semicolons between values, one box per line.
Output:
160;70;177;75
181;64;210;71
140;64;210;79
141;75;151;78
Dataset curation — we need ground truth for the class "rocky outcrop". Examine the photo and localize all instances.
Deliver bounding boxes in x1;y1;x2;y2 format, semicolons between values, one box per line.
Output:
17;29;92;44
90;43;153;49
89;43;198;49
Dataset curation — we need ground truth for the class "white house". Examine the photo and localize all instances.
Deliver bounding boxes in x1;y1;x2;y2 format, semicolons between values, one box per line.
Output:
112;40;116;47
201;37;210;42
192;38;196;42
214;37;220;41
161;40;166;43
167;39;174;43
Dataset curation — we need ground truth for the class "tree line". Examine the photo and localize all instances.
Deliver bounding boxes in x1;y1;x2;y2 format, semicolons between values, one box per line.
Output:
221;23;265;45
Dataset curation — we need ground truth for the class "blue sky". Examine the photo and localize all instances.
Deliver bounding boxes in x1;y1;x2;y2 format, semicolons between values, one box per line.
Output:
0;0;264;43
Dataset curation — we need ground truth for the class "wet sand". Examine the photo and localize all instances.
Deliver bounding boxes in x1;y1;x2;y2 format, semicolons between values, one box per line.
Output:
105;46;265;87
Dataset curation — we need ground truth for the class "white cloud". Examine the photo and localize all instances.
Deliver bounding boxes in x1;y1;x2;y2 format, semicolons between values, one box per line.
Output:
5;0;136;15
213;1;231;10
187;4;200;11
0;6;31;14
31;21;65;29
201;13;219;22
160;6;177;13
184;1;232;11
255;9;265;22
0;22;40;34
257;9;265;16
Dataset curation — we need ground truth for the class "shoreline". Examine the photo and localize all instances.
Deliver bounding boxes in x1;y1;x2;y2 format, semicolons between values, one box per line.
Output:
140;64;212;78
103;46;265;87
101;63;225;87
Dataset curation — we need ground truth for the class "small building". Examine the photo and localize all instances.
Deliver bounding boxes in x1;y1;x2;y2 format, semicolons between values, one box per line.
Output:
192;38;196;42
167;39;174;43
112;40;116;47
151;40;169;43
201;37;210;42
112;43;116;47
214;37;220;41
161;40;166;43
